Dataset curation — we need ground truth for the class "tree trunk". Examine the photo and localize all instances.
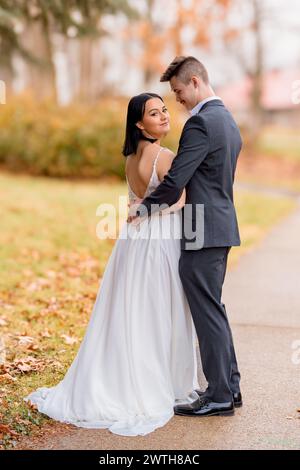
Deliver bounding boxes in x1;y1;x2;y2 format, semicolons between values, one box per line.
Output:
79;37;92;101
21;19;57;101
0;62;14;103
77;36;105;102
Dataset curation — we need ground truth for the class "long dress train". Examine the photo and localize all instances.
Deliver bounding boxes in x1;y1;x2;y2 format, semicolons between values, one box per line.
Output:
24;147;200;436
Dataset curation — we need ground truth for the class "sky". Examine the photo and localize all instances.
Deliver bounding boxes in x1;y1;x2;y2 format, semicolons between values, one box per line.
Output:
262;0;300;68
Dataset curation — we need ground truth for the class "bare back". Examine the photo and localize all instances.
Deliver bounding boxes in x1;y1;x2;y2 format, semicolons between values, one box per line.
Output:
125;142;174;199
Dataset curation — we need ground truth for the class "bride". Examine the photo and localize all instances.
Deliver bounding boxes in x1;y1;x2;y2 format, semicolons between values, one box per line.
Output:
24;92;201;436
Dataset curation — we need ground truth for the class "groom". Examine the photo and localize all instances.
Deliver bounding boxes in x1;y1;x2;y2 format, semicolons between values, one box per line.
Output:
129;56;242;417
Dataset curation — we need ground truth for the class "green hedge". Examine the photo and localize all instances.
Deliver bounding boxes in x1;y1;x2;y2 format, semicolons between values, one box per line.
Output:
0;95;182;179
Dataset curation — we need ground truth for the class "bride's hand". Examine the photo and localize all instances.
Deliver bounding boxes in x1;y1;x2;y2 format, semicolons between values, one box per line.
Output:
127;198;143;224
127;197;143;209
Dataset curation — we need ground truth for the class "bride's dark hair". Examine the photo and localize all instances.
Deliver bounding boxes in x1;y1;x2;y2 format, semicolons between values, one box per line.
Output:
122;92;164;157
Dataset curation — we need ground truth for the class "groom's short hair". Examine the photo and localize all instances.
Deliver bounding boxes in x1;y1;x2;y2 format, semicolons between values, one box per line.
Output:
160;56;209;85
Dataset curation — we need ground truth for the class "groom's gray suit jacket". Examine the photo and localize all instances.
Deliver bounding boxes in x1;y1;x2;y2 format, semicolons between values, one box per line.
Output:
137;99;242;250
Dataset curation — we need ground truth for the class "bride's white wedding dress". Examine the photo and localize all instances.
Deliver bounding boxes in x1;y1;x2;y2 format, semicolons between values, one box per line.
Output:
24;146;200;436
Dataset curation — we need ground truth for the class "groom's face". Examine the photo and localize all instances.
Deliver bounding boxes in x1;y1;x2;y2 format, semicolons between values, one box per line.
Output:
170;76;199;111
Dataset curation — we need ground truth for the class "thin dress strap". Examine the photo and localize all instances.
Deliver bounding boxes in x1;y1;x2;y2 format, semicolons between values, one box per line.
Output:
152;147;164;175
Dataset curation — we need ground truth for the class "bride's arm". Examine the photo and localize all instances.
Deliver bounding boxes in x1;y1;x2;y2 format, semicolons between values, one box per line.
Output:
156;150;186;214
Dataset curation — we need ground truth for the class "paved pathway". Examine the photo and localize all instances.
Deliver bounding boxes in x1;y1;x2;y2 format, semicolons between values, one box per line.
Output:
16;194;300;450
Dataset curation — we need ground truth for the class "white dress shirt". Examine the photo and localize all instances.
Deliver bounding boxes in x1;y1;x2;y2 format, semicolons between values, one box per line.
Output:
190;96;222;116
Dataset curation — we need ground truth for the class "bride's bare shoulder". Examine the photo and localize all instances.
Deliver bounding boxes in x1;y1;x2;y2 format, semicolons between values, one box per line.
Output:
141;144;174;160
140;142;160;158
138;144;161;171
160;147;175;158
142;146;175;177
155;148;176;180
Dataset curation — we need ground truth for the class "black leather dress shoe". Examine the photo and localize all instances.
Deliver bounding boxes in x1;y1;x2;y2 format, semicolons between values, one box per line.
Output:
195;390;243;408
232;392;243;407
174;396;202;412
174;397;234;417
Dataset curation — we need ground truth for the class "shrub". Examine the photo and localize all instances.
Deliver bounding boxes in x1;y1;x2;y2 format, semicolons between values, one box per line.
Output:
0;94;183;179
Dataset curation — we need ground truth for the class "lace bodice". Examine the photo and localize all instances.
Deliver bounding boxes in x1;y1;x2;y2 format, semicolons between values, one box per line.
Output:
126;147;165;203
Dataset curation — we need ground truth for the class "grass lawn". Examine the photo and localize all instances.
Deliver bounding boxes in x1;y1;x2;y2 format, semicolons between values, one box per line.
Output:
0;171;296;448
236;126;300;193
256;126;300;163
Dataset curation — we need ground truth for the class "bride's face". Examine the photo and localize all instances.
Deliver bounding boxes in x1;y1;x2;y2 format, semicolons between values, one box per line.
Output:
136;98;170;139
